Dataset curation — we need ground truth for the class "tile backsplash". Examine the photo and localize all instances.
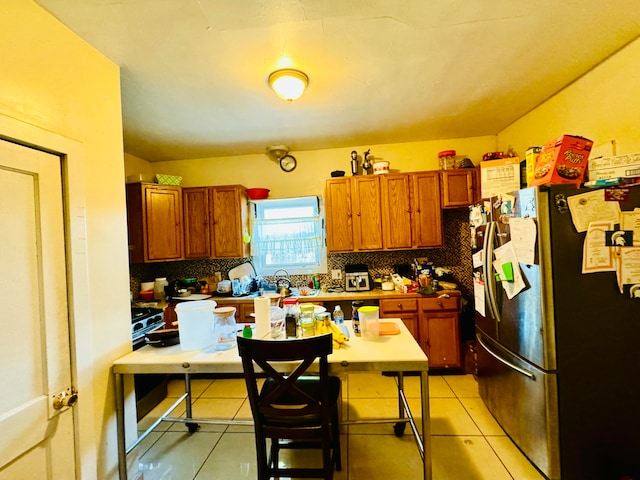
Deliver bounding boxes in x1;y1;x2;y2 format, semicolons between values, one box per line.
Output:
130;209;472;300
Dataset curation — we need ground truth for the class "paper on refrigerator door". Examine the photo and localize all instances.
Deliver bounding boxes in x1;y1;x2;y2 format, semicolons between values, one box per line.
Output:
567;189;621;232
493;241;526;299
508;217;537;265
582;220;615;273
253;297;270;338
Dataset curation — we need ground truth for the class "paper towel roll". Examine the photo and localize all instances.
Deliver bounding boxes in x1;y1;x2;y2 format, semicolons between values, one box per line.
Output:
253;297;271;338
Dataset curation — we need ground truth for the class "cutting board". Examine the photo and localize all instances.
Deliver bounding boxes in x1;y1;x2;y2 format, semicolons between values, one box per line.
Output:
228;261;256;280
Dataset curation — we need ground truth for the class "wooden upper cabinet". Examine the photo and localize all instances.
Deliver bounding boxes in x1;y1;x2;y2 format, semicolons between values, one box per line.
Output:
411;171;443;248
380;173;412;249
441;167;480;207
325;178;354;252
126;183;184;263
352;176;383;251
210;185;250;258
183;187;211;259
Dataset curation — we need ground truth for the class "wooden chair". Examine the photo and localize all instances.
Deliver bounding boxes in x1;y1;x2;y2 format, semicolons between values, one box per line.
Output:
237;333;342;480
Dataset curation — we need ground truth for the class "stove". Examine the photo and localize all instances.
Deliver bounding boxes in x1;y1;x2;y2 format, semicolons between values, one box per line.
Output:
131;307;164;350
131;306;168;420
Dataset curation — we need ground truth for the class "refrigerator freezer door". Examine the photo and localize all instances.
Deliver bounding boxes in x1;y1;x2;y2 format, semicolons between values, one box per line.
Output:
476;330;560;480
480;188;557;371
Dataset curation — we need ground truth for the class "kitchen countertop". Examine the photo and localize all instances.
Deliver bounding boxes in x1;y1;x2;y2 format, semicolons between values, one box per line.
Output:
207;289;461;303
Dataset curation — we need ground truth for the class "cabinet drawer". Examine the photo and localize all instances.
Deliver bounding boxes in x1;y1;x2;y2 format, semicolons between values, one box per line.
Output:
380;298;418;313
421;296;459;311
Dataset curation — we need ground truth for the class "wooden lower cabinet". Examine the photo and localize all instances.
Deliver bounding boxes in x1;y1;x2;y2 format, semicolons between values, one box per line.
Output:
379;298;419;339
380;295;461;370
421;311;460;369
214;300;253;324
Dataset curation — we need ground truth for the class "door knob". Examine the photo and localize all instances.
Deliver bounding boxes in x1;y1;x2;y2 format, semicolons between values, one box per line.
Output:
53;387;78;410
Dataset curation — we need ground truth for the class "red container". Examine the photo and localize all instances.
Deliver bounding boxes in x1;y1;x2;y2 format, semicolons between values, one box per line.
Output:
246;188;270;200
139;290;154;301
529;135;593;187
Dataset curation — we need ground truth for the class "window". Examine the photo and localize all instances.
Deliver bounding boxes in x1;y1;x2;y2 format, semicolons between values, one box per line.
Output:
251;196;327;276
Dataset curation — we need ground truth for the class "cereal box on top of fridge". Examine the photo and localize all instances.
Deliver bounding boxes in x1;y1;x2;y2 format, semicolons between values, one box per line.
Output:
529;135;593;187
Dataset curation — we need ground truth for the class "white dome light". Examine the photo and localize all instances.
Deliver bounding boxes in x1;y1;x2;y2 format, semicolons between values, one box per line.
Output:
268;69;309;101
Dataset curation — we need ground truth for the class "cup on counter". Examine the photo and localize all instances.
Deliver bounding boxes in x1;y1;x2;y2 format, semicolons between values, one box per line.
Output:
269;306;285;339
358;306;380;339
140;281;155;291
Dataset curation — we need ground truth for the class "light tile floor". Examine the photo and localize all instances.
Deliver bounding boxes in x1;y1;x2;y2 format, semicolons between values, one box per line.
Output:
133;374;546;480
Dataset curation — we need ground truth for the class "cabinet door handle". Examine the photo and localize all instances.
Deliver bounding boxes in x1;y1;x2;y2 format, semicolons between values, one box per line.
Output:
437;301;444;308
397;303;403;309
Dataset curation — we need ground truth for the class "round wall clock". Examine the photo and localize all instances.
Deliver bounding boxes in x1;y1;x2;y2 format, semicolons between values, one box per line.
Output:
279;154;297;172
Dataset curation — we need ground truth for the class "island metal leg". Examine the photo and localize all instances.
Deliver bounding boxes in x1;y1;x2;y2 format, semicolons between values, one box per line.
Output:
421;369;431;480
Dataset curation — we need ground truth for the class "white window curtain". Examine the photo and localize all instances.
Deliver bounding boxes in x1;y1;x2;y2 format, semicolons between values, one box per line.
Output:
251;198;326;275
251;215;323;269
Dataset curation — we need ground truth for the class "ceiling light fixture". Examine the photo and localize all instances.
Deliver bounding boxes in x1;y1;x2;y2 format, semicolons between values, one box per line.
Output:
268;68;309;101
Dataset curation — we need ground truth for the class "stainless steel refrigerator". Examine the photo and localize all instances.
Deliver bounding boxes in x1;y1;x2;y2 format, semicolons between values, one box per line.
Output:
472;184;640;480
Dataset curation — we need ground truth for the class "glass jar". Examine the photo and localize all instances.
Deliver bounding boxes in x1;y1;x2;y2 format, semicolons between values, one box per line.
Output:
154;277;168;301
212;306;237;351
314;312;331;335
299;303;316;337
283;297;300;338
438;149;456;170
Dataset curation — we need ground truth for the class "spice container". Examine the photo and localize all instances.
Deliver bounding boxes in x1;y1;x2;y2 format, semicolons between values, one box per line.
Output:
283;297;300;338
438;150;456;170
299;303;316;337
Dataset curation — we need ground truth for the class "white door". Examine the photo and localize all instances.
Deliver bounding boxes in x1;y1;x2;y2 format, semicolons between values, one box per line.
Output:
0;139;76;479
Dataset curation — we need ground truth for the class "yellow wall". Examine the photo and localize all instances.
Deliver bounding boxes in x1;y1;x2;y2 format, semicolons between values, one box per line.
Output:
498;37;640;158
1;1;130;478
124;152;155;179
139;136;496;196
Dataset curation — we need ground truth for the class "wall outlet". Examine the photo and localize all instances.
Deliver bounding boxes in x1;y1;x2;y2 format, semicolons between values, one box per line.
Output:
331;269;342;280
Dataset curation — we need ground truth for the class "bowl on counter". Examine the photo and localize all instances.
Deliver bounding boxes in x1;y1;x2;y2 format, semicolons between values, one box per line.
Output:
246;188;270;200
139;290;155;301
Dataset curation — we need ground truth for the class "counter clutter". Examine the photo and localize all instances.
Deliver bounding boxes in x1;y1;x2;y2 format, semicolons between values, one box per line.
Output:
143;287;463;370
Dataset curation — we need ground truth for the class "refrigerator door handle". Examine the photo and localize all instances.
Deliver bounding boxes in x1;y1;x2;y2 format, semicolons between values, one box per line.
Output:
483;221;501;322
476;333;536;380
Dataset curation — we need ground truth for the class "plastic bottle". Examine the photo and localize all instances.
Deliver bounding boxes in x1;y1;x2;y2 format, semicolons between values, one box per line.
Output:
351;301;363;336
242;324;253;338
332;305;344;324
332;305;350;338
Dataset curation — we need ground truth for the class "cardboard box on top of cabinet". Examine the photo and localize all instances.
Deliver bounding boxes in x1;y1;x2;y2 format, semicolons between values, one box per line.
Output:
525;146;542;187
480;157;521;198
588;153;640;181
529;135;593;187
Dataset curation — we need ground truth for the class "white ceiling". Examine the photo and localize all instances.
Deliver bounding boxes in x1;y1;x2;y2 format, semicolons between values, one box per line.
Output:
35;0;640;162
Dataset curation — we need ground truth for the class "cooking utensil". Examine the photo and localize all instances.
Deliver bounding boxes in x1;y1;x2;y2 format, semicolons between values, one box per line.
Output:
145;328;180;347
276;278;292;297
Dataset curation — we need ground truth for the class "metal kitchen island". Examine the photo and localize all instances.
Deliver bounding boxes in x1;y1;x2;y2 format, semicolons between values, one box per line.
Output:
113;318;431;480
